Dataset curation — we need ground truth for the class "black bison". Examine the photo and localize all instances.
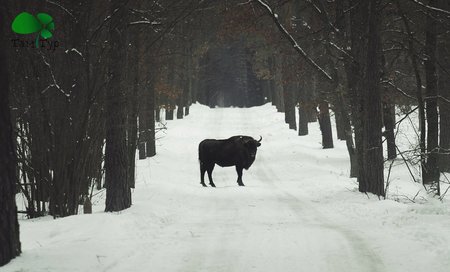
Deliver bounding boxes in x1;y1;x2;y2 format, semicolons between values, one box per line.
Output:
198;135;262;187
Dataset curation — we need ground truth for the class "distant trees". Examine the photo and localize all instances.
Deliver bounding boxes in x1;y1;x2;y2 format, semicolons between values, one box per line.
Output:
252;0;450;197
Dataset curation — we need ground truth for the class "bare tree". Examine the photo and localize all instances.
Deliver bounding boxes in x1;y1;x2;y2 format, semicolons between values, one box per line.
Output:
0;5;21;264
104;0;132;212
423;0;440;194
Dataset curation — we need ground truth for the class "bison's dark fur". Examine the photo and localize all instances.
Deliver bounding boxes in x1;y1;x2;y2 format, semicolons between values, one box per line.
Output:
198;135;262;187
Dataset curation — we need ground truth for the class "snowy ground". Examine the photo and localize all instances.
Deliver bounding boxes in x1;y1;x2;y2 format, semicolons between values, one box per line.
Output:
5;103;450;272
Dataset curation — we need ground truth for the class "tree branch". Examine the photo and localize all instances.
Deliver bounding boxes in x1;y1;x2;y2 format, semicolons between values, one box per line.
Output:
253;0;333;82
408;0;450;16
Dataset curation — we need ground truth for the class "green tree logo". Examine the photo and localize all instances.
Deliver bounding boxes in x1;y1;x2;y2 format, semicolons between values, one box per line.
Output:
11;12;55;48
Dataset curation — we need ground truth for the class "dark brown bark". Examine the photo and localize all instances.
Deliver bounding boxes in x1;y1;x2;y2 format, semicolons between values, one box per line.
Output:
439;86;450;172
359;0;384;197
176;105;184;119
380;50;396;160
335;89;358;178
0;7;21;263
334;0;357;177
127;26;139;188
347;0;367;188
383;102;397;159
423;0;440;191
166;108;174;120
83;197;92;214
298;104;309;136
105;0;132;212
155;107;161;122
438;39;450;172
318;101;334;149
146;84;156;158
438;0;450;172
334;109;346;140
127;78;138;189
282;80;297;130
307;105;318;123
138;103;148;160
138;70;156;158
273;56;285;112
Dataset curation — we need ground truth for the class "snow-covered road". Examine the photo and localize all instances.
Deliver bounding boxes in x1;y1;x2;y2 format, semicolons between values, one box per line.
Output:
152;105;383;271
5;104;450;272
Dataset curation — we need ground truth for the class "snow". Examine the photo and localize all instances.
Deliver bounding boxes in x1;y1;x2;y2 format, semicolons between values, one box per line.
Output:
64;48;84;59
5;103;450;272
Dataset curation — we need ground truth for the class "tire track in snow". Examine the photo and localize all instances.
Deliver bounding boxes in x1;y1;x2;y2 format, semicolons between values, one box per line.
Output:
241;107;385;272
254;158;384;272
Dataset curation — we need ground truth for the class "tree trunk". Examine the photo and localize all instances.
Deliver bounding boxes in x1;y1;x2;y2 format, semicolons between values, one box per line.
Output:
439;85;450;172
307;106;318;122
380;48;396;160
105;0;131;212
274;56;285;112
127;28;139;188
383;102;397;159
423;0;440;193
438;43;450;172
359;0;384;197
335;0;358;177
283;82;297;130
306;76;317;123
0;8;21;263
138;106;148;160
334;108;346;140
438;0;450;172
127;83;138;189
318;101;334;149
166;108;174;120
262;79;272;103
146;84;156;158
176;105;184;119
298;104;309;136
336;90;358;178
347;0;367;188
155;107;161;122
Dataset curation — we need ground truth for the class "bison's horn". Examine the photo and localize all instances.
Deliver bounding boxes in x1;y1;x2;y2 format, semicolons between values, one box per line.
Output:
258;136;262;142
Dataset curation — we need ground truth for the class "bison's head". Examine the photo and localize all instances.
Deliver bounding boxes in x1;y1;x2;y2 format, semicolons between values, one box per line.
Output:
244;136;262;159
232;135;262;169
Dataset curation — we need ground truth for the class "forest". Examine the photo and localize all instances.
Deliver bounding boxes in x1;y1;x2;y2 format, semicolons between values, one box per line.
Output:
1;0;450;270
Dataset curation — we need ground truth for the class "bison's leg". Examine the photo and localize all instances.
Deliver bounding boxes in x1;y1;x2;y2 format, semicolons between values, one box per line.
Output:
235;166;245;186
206;164;216;187
200;162;207;187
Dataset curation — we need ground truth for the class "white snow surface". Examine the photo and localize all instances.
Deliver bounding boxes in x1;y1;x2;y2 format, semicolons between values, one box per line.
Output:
5;103;450;272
